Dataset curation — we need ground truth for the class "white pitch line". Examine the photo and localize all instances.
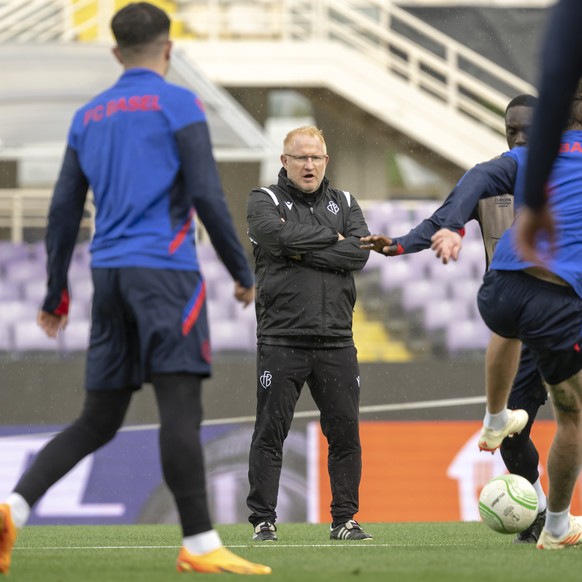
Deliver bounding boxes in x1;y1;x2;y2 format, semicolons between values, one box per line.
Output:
0;395;487;441
14;542;473;552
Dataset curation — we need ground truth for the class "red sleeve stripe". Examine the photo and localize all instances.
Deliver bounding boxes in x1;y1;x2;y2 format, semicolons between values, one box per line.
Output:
54;289;70;316
169;210;194;255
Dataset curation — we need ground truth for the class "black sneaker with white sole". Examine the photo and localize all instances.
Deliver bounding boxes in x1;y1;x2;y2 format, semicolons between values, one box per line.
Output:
513;509;546;544
252;521;278;542
330;519;373;540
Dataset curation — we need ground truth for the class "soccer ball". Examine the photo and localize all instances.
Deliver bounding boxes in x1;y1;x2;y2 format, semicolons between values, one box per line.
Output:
478;474;539;534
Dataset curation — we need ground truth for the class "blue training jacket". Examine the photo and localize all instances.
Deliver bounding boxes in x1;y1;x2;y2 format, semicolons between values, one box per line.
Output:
491;131;582;298
43;68;253;313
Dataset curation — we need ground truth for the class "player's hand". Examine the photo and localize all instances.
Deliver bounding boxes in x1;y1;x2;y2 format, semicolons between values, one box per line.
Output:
234;282;255;307
337;232;345;241
431;228;462;264
515;205;556;264
360;234;398;255
37;310;67;338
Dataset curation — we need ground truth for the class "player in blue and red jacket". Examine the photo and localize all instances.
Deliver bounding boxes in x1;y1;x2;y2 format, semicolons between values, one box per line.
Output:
361;95;549;543
516;0;582;261
0;2;270;576
477;91;582;549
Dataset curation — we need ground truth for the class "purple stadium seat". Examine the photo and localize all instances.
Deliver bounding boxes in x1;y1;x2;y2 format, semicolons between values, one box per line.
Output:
13;320;61;352
445;318;491;353
69;298;91;320
61;320;90;352
407;249;436;272
197;243;218;263
206;298;235;325
401;280;448;312
69;260;91;282
234;303;257;334
0;242;29;265
22;280;45;304
4;260;43;284
449;280;482;318
386;221;416;241
423;299;470;332
411;201;440;222
379;259;416;291
463;221;482;241
210;320;254;352
0;323;13;351
70;278;94;303
364;215;385;238
459;240;487;275
362;248;386;272
426;258;474;285
201;260;229;283
72;241;91;263
31;241;47;262
0;300;37;323
364;201;409;233
0;281;21;301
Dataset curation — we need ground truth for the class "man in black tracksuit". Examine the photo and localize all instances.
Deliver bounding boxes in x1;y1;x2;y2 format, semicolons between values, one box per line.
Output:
246;126;372;542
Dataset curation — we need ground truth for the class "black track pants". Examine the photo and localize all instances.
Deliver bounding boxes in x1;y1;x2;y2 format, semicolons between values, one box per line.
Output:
247;344;362;526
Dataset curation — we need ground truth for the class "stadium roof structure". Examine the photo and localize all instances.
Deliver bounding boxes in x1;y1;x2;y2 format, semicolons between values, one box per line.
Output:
0;43;277;170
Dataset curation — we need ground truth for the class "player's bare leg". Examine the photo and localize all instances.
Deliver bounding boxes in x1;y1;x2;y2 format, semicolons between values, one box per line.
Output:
479;335;528;451
485;334;521;413
537;370;582;549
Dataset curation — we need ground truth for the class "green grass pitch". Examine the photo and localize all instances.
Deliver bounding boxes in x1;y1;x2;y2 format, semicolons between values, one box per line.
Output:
10;522;582;581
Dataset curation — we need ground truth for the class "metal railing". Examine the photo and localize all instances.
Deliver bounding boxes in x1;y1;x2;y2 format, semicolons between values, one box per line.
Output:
0;0;534;136
0;189;94;243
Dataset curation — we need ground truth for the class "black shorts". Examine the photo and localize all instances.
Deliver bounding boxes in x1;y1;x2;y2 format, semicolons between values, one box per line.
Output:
478;269;582;385
86;267;211;390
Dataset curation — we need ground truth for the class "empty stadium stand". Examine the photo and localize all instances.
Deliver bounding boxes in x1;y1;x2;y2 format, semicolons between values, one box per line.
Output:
0;200;490;358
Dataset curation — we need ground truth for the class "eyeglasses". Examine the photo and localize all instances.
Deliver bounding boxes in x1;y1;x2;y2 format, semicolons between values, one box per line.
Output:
284;154;328;164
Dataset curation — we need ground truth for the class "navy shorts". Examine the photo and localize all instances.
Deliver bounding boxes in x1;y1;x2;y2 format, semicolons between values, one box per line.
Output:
478;269;582;385
86;268;212;390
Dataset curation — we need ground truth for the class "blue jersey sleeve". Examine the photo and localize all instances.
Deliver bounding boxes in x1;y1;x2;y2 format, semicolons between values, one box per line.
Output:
393;195;456;253
393;156;516;253
43;146;89;314
176;121;254;289
440;156;517;231
524;0;582;210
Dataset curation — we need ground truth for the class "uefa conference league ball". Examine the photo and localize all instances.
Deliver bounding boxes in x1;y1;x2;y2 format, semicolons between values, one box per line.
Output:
478;474;539;534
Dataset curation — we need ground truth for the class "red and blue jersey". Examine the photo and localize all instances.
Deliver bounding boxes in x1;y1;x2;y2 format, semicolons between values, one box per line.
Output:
491;131;582;298
70;68;204;269
44;68;252;313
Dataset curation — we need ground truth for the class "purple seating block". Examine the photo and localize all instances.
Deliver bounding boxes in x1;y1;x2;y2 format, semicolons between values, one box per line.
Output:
0;281;21;301
210;320;255;352
13;320;61;352
61;320;90;352
401;280;447;312
445;318;491;353
423;299;470;332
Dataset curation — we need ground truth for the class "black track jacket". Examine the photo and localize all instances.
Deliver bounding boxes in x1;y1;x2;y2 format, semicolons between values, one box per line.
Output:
247;169;370;348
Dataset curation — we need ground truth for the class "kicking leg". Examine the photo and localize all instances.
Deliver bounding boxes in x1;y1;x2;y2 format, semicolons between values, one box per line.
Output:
479;334;529;452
